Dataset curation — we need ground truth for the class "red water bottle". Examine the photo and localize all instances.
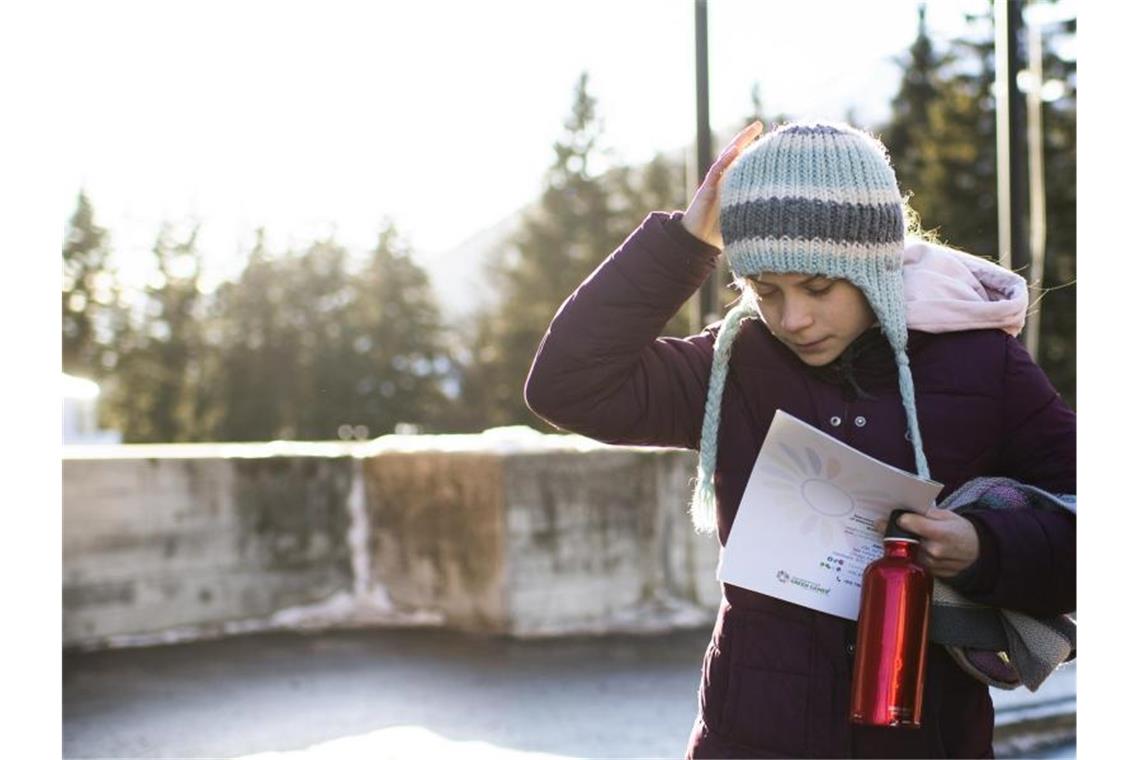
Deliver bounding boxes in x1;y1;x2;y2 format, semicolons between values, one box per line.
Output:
849;508;933;728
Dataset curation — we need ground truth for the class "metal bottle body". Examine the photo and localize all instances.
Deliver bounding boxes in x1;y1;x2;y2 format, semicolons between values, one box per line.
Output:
848;538;933;728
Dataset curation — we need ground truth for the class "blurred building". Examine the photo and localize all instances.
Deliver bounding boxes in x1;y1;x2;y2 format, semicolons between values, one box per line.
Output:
63;373;121;445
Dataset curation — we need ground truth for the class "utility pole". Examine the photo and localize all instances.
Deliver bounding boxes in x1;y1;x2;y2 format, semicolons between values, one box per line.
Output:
1024;20;1046;359
994;0;1031;345
693;0;717;333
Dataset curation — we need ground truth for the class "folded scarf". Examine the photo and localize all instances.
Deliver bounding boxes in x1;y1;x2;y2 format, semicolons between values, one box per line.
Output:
926;477;1076;692
903;240;1029;337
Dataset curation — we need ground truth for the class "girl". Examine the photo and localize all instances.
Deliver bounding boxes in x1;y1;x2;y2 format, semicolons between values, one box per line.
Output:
524;120;1075;758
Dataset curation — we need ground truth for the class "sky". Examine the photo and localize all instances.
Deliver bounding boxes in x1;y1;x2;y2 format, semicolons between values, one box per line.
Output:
59;0;1023;298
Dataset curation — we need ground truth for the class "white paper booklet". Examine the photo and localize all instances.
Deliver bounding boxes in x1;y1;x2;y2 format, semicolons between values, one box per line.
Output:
717;409;944;621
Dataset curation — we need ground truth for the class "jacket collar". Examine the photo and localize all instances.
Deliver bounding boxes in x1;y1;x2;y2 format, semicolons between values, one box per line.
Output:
801;327;934;398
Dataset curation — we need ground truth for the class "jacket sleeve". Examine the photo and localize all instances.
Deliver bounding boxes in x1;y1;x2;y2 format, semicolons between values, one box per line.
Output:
944;335;1076;617
523;211;721;450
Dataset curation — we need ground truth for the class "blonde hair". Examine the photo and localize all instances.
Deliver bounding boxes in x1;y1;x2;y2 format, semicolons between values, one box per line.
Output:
901;191;943;247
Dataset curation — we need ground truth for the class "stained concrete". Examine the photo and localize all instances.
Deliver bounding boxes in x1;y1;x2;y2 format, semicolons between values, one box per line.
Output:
63;453;355;647
363;452;508;631
64;437;720;648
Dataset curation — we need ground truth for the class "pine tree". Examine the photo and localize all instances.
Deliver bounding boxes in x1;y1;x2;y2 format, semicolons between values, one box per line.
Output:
210;234;357;440
102;222;209;442
206;224;452;440
344;222;453;435
463;71;629;429
291;237;358;439
928;10;1000;253
875;0;1076;408
206;228;300;441
880;3;953;200
608;150;693;337
62;191;121;379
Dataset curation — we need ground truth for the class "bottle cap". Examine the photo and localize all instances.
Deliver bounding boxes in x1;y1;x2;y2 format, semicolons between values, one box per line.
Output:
885;509;921;543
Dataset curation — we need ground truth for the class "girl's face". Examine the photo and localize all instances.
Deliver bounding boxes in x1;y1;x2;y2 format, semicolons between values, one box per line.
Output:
746;272;876;366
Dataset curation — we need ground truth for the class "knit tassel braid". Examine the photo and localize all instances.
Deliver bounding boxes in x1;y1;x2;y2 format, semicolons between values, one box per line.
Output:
690;298;756;535
894;351;931;480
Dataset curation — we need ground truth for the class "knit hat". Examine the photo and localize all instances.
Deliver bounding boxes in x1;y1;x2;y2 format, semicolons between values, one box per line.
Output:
690;120;930;534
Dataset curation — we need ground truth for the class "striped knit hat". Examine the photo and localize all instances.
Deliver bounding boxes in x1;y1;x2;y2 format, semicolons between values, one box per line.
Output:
690;120;930;534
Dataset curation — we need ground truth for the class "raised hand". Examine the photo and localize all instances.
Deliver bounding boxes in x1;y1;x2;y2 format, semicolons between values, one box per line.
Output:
681;120;765;249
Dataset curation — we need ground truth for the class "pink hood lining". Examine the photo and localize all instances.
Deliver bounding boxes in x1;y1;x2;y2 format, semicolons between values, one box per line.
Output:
903;239;1028;337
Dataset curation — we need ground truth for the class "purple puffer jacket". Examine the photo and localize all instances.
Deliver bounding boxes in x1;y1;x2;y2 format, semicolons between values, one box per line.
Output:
524;211;1076;759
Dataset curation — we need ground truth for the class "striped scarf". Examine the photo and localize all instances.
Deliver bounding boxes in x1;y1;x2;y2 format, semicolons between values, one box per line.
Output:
928;477;1076;692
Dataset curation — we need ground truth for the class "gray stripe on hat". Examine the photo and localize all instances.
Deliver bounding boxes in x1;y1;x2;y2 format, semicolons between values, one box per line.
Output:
721;197;905;246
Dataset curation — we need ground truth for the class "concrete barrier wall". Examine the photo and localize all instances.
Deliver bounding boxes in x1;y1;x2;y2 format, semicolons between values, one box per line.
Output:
63;451;356;646
501;449;720;635
63;434;721;649
363;451;510;631
62;434;1074;742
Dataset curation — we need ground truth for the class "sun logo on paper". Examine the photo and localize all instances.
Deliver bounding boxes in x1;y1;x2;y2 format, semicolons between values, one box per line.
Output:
758;442;897;549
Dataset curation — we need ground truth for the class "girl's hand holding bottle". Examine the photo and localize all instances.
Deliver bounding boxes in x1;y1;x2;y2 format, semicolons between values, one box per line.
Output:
874;509;982;578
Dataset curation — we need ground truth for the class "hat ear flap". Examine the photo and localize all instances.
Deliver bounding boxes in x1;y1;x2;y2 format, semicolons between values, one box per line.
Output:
854;271;931;482
690;299;754;534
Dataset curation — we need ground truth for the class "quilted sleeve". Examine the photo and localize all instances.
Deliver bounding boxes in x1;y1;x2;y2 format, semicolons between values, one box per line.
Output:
524;211;722;451
944;337;1077;616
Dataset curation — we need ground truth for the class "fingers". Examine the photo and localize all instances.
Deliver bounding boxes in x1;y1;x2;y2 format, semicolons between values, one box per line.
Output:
735;120;766;148
898;509;957;540
887;509;979;578
684;121;765;247
896;512;926;537
915;547;971;578
871;511;935;536
726;120;765;153
705;121;765;187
